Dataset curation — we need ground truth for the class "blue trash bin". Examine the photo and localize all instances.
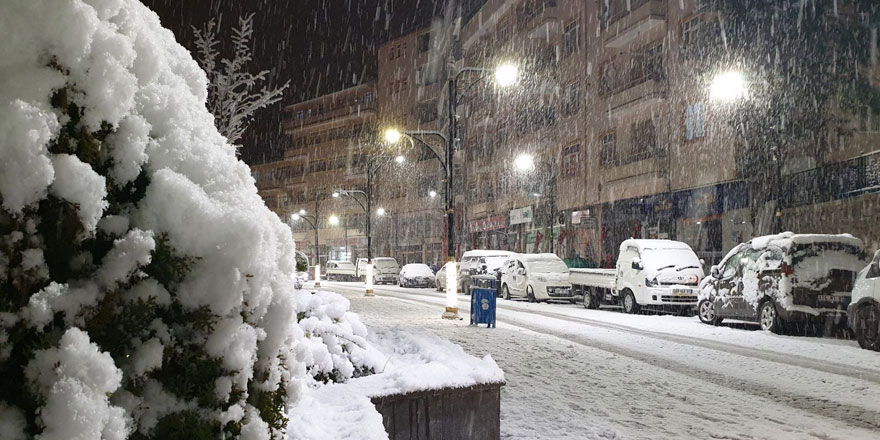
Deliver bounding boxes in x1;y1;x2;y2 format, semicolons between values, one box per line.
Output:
470;275;497;328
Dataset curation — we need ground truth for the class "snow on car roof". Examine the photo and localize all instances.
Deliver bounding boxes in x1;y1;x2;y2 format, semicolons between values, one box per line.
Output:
461;249;515;257
520;253;564;261
619;239;693;252
749;232;864;251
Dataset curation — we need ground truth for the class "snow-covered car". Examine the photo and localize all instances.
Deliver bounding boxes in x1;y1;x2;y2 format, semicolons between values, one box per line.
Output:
500;253;574;302
325;260;356;281
849;250;880;351
459;250;515;294
698;233;865;333
399;263;435;288
356;257;400;284
434;263;447;291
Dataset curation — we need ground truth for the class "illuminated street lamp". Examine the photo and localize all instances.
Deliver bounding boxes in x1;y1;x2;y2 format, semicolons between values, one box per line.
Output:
328;214;340;226
710;70;748;102
395;155;405;164
494;63;519;87
384;128;402;144
514;153;535;172
376;207;386;216
428;190;437;198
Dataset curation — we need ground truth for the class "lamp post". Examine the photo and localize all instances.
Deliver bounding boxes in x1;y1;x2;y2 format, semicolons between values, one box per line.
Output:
514;153;558;255
383;61;518;320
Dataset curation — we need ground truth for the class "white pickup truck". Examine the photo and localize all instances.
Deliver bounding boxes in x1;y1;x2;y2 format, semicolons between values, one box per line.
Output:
570;239;705;314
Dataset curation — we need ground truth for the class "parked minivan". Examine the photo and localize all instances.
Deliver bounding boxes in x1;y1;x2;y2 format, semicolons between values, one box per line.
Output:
849;250;880;351
500;253;574;302
458;250;515;294
355;257;400;284
698;233;865;333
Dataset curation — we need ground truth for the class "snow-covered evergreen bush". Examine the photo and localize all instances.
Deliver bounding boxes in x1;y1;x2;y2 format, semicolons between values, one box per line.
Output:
0;1;378;438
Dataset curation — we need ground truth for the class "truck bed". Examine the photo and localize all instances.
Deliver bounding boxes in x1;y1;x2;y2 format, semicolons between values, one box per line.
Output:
569;268;617;290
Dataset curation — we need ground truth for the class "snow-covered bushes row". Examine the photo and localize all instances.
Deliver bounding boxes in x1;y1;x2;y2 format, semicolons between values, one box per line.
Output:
0;1;378;438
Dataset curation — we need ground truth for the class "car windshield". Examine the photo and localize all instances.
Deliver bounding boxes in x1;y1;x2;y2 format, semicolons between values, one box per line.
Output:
403;264;432;276
375;259;398;269
641;248;702;273
525;258;569;273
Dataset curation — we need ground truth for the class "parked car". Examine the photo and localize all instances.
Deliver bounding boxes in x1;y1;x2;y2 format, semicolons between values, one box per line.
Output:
399;263;435;288
434;263;447;291
570;239;704;314
294;251;310;289
356;257;400;284
459;250;515;294
325;260;356;281
849;250;880;351
698;233;865;333
499;253;574;302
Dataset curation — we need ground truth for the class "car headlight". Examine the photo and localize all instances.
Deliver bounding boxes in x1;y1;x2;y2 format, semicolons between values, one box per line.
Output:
536;276;547;283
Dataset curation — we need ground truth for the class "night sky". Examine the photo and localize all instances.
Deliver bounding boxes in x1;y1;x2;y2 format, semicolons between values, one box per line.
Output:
141;0;446;164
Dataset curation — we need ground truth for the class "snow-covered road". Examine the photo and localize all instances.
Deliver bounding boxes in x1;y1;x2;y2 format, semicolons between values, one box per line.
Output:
313;281;880;439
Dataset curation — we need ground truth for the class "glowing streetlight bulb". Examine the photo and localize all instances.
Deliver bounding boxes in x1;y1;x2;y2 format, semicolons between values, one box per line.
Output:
291;213;301;221
710;70;748;102
328;215;340;226
428;190;437;198
384;128;402;144
299;209;306;215
395;155;405;164
495;63;518;87
332;191;340;198
376;207;386;216
514;153;535;172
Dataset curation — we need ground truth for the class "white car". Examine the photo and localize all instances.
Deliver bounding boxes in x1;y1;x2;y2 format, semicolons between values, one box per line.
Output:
399;263;434;288
356;257;400;284
500;253;574;302
435;263;448;291
849;250;880;351
325;260;356;281
459;250;515;294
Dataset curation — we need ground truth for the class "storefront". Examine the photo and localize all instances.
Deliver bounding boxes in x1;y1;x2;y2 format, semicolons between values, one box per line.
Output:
507;206;532;253
559;208;600;267
600;193;675;260
674;181;749;266
467;216;507;250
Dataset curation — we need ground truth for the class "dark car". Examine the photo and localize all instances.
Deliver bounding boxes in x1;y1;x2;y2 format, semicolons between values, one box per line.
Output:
697;233;865;333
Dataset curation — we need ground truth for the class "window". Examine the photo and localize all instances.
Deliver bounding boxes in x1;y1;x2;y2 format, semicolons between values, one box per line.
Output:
564;20;579;56
630;119;657;160
417;100;438;123
497;19;511;42
682;17;701;49
308;160;326;173
600;132;617;167
295;110;303;120
860;106;880;132
562;144;580;177
684;103;706;141
417;33;430;52
251;171;259;182
363;92;373;105
563;83;580;116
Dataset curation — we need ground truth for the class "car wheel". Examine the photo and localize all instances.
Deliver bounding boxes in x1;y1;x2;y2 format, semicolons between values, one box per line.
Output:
698;299;722;325
855;303;880;351
622;290;639;314
527;286;537;303
503;285;511;300
583;288;600;310
759;299;784;334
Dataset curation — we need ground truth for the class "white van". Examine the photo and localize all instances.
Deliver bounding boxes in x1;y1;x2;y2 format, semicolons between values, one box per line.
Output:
356;257;400;284
500;253;574;302
458;250;515;294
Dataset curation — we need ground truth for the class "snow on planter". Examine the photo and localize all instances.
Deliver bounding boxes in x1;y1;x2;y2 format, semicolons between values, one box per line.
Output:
288;325;504;440
0;1;379;439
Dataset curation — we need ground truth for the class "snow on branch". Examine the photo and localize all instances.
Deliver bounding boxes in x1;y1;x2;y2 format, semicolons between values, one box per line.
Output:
192;14;289;149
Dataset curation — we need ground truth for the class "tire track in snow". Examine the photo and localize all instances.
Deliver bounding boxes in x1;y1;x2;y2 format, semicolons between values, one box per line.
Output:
325;284;880;431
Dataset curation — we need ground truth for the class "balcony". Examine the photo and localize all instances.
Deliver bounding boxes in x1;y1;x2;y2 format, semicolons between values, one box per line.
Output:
607;79;667;115
604;0;667;49
283;102;377;132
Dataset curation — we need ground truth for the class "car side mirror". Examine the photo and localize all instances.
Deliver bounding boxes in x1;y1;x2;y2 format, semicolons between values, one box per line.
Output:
699;258;706;266
631;258;643;271
710;265;720;277
516;267;525;275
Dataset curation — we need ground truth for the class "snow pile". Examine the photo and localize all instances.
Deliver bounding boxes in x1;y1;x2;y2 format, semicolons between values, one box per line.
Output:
288;325;504;440
0;1;377;438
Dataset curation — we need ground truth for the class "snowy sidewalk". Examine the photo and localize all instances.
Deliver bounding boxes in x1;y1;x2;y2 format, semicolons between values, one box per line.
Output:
322;281;880;440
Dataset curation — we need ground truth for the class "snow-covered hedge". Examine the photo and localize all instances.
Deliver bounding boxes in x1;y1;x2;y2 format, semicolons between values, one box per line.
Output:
0;1;377;439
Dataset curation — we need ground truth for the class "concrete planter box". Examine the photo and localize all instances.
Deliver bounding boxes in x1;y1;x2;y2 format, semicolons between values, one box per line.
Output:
371;382;504;440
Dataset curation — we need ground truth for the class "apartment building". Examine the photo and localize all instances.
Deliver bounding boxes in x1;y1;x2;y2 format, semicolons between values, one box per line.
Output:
374;25;450;264
251;83;378;266
457;0;880;265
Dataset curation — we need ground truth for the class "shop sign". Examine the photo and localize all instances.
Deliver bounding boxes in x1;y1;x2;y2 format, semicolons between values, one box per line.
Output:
468;216;506;233
510;206;533;225
571;211;598;229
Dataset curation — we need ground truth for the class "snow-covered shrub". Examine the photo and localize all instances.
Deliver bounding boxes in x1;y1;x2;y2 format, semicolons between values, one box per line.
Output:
0;1;377;439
